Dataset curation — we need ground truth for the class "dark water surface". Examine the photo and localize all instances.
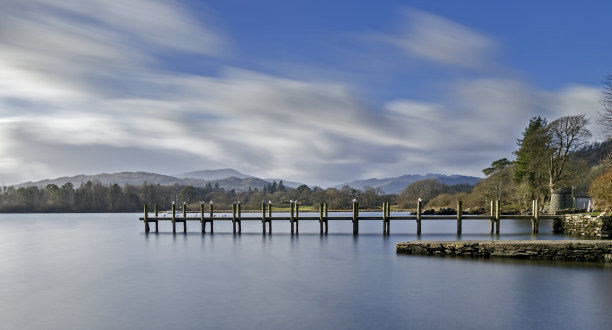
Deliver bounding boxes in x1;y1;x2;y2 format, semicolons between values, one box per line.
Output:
0;213;610;330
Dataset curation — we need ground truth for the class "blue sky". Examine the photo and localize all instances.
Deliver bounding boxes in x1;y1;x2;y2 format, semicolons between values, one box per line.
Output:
1;0;611;187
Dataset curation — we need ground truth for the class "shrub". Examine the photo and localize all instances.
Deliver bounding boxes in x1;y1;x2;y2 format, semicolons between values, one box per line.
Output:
589;169;612;211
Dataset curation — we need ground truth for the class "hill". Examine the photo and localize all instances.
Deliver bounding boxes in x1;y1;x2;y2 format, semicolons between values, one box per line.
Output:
175;168;251;180
334;174;481;194
16;171;271;192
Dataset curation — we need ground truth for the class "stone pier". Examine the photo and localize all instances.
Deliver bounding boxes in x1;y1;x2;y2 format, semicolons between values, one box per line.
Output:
397;240;612;263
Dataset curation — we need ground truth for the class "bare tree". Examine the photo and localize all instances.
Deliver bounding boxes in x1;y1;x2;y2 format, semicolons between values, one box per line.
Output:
546;114;591;193
599;73;612;135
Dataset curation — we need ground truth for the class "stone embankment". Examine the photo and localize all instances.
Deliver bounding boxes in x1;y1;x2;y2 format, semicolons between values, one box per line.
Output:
554;214;612;238
397;240;612;263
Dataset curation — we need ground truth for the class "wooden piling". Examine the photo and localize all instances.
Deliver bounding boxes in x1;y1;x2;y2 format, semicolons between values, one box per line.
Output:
457;200;462;234
382;202;390;235
144;204;150;233
261;202;266;234
290;201;295;234
295;202;300;234
387;202;391;234
319;202;324;234
232;203;237;234
182;202;187;233
237;202;242;233
416;200;422;234
172;202;176;234
382;202;386;234
533;199;540;234
154;204;159;232
352;201;359;235
324;203;329;233
268;201;272;233
490;201;495;233
200;202;206;233
495;200;501;234
209;202;214;233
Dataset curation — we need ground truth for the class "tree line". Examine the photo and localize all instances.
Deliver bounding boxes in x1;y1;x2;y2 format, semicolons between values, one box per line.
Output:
0;180;398;212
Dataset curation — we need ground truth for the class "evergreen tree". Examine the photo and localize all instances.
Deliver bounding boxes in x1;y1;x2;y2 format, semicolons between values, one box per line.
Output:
513;116;549;202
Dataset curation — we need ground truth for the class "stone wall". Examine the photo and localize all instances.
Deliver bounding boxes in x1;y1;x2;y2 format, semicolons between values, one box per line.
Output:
396;240;612;262
553;214;612;238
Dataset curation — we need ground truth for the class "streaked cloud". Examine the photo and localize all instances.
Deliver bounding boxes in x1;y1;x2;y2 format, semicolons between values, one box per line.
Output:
0;2;603;187
383;9;499;70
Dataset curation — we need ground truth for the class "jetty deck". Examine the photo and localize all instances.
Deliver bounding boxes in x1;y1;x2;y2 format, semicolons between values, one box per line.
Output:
139;200;558;235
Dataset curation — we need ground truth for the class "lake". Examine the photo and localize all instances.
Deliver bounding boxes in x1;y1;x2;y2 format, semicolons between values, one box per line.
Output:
0;213;610;329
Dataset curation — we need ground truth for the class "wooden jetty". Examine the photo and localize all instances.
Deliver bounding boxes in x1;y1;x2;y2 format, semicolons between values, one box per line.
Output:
139;200;558;235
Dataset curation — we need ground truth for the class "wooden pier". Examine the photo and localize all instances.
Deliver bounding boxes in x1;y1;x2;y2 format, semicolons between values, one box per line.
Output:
139;200;558;235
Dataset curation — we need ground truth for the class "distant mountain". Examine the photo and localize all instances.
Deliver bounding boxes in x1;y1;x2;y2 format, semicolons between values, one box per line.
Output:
16;171;271;192
15;170;480;195
263;179;304;189
176;168;306;188
176;168;251;180
334;174;481;194
18;172;183;188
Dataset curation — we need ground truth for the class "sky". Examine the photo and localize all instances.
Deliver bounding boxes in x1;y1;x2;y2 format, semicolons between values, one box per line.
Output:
1;0;611;187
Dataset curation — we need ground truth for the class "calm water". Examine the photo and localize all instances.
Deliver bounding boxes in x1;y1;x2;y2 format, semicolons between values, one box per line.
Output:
0;213;610;330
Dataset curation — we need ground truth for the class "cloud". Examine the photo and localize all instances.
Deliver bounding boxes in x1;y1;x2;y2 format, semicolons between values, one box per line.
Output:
378;79;602;178
0;4;604;187
383;9;499;71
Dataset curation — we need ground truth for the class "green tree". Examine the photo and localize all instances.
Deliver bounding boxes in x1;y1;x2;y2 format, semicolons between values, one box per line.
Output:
398;179;445;208
514;116;550;203
483;158;512;176
179;185;198;204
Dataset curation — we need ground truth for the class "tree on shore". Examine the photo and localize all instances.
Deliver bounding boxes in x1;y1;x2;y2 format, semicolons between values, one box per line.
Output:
545;114;591;193
514;116;550;203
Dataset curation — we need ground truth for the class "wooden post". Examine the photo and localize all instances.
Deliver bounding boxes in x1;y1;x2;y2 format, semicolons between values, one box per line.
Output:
324;202;329;233
200;202;206;233
534;199;539;233
387;202;391;234
209;202;214;233
154;204;159;232
290;201;295;234
457;200;462;234
495;200;501;234
416;200;422;235
268;201;272;233
261;202;266;234
531;200;536;233
319;202;324;234
232;203;237;234
172;202;176;234
382;202;386;235
352;201;359;235
490;200;494;233
182;202;187;233
238;202;242;233
144;204;150;233
295;202;300;234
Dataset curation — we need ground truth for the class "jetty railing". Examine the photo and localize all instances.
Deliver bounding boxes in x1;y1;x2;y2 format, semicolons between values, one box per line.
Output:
139;200;558;235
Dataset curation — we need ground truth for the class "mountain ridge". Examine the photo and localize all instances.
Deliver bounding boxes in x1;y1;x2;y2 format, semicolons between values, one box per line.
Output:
14;170;481;194
334;173;481;194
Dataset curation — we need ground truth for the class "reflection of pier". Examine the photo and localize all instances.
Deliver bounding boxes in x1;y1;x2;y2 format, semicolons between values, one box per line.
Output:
139;200;558;235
